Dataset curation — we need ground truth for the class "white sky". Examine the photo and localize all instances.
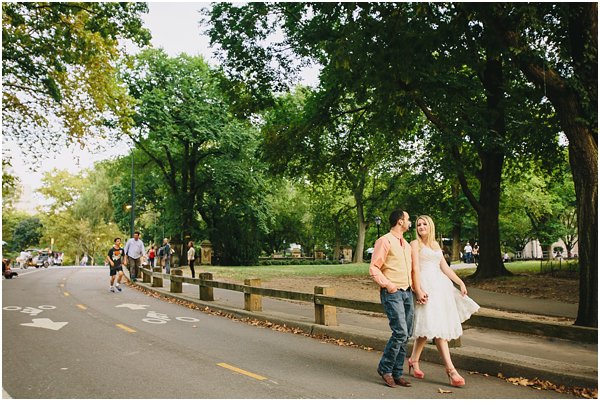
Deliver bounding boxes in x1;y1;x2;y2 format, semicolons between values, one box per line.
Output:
6;2;318;211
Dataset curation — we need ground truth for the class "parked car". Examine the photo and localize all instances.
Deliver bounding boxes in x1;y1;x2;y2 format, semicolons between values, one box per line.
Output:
33;250;50;268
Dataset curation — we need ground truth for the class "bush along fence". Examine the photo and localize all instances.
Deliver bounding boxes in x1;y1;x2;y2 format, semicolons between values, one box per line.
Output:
139;266;597;345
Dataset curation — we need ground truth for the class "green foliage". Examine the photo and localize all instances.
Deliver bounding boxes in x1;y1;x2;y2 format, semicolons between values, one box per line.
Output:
37;167;124;263
2;159;20;206
205;3;562;273
119;49;270;265
2;2;151;152
11;217;43;251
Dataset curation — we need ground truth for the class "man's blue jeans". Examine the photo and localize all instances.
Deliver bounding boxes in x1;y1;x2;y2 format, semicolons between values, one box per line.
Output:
378;288;414;378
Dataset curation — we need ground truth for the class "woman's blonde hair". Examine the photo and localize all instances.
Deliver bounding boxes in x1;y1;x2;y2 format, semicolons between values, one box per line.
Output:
416;215;436;249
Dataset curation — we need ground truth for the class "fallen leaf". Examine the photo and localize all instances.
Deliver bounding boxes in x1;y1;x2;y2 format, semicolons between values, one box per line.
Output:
438;388;452;394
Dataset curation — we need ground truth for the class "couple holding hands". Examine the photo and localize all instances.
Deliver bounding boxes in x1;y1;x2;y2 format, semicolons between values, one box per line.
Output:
370;209;479;388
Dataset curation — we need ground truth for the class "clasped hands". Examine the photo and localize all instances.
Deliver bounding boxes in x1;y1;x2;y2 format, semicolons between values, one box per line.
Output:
414;289;429;305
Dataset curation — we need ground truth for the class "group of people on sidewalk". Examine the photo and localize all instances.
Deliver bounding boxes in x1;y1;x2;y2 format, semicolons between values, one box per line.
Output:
370;209;479;389
105;232;198;292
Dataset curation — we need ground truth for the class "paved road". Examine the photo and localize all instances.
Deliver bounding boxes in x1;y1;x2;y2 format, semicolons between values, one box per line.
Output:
2;267;571;399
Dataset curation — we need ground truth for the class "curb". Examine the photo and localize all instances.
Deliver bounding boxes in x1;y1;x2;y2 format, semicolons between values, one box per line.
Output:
132;282;598;389
468;313;597;344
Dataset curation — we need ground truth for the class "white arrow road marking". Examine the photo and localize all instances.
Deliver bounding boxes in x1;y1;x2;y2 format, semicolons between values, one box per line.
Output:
21;318;69;331
115;304;150;310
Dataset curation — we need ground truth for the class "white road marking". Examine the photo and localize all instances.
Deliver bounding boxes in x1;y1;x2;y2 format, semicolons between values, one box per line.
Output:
21;318;69;331
116;304;150;310
176;317;200;322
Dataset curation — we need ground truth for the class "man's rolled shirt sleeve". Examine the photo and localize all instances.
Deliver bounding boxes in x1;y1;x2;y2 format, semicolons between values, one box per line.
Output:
369;237;392;289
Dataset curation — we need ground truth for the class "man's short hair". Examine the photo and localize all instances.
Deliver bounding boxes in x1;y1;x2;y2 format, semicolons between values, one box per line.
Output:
388;209;406;228
114;237;121;243
134;231;141;236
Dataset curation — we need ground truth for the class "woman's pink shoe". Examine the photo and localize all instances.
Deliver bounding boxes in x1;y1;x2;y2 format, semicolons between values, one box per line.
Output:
446;368;465;387
408;358;425;379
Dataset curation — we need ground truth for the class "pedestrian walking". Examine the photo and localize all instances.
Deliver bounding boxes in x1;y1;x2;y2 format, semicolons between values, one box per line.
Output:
408;216;479;387
472;242;479;264
124;231;145;283
463;242;473;263
187;241;196;278
369;209;426;388
148;246;156;268
162;238;171;274
107;238;125;292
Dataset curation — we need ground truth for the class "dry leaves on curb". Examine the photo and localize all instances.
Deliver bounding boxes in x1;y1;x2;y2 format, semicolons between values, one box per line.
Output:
496;373;597;399
134;285;375;351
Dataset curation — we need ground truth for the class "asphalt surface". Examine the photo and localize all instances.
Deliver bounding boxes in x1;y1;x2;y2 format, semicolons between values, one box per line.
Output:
1;266;580;399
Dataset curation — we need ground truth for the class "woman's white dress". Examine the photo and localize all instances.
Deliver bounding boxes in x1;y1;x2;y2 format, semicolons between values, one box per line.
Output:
413;246;479;340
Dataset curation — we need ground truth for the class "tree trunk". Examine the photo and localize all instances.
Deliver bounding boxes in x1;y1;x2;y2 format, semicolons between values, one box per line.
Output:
549;72;597;327
568;129;598;327
466;52;512;278
353;194;366;263
470;152;512;278
486;2;597;327
451;181;462;262
333;216;341;261
451;224;461;262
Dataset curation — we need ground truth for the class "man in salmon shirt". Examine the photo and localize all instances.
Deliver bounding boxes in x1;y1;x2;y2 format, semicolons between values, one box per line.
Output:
370;209;427;388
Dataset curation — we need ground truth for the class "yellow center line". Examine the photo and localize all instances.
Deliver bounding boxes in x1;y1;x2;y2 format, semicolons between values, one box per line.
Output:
76;304;87;310
116;324;136;333
217;363;267;381
63;292;70;297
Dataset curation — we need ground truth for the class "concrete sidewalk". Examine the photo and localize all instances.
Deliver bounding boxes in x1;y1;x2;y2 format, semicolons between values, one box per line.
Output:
130;273;597;389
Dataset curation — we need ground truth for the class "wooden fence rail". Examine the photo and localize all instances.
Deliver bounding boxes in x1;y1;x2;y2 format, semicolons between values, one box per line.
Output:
140;266;383;326
138;266;598;345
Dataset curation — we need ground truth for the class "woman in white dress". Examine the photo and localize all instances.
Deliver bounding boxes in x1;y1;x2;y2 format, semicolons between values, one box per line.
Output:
408;215;479;387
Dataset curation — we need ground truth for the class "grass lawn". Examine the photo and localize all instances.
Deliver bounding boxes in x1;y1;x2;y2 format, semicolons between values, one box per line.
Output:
203;263;371;281
200;259;577;282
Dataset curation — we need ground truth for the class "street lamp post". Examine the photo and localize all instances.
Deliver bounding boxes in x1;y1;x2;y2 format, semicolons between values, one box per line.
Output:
130;152;135;238
374;216;381;238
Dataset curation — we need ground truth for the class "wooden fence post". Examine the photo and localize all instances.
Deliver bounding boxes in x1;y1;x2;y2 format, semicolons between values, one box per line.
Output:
314;285;338;326
244;278;262;312
142;264;151;283
152;266;163;287
199;272;214;301
170;268;183;293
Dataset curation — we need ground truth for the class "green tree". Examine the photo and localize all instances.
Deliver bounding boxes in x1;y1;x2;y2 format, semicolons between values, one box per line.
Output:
262;179;312;255
261;87;415;262
473;2;596;327
37;166;123;264
206;3;561;275
2;2;151;150
12;217;43;251
120;49;269;265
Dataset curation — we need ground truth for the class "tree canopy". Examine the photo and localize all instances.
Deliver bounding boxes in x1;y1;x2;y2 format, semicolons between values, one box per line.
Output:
2;2;151;152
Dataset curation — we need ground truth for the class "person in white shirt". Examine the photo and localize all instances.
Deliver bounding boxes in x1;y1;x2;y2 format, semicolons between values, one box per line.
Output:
124;231;145;282
463;243;473;263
